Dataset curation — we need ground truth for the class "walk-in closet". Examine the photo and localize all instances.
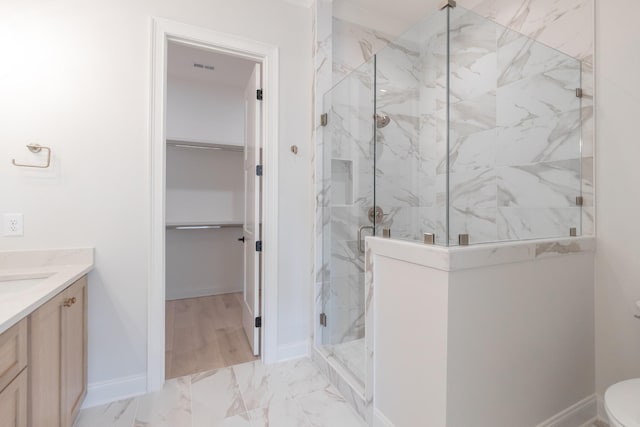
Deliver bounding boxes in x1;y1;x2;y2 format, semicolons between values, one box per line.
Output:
164;41;261;379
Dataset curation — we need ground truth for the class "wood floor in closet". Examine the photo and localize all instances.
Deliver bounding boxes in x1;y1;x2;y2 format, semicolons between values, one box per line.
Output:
165;292;259;379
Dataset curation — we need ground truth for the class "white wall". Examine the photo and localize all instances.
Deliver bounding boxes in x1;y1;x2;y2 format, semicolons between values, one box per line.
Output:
166;227;243;300
594;0;640;399
167;75;245;145
0;0;312;403
166;146;244;223
165;145;244;300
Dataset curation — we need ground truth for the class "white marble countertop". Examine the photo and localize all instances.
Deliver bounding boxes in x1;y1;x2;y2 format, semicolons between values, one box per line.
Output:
0;248;94;335
366;236;596;272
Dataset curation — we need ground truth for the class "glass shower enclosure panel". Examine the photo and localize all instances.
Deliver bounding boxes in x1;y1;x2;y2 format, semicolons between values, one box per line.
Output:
374;9;449;245
320;58;375;386
447;6;583;245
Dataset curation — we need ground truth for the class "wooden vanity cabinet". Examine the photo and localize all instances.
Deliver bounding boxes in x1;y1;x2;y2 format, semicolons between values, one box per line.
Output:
0;319;28;427
29;275;87;427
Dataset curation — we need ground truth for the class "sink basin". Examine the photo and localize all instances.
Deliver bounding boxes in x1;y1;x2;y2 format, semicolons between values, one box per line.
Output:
0;272;53;293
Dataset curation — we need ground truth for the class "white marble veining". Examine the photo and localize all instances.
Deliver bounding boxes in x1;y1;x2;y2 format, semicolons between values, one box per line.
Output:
313;0;594;419
366;235;595;272
77;358;367;427
0;248;94;334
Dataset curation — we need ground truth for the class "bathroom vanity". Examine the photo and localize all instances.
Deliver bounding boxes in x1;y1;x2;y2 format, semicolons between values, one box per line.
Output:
0;249;93;427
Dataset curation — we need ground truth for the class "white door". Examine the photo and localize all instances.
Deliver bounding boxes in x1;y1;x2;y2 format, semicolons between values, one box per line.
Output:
242;64;261;356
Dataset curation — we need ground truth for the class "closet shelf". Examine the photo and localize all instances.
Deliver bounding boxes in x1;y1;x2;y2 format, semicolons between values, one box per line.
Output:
166;220;243;230
167;138;244;152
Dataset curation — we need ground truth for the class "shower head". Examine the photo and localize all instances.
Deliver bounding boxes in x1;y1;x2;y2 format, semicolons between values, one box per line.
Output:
376;114;391;129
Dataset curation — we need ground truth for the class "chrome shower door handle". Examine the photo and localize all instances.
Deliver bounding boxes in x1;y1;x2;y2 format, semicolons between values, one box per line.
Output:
358;225;374;253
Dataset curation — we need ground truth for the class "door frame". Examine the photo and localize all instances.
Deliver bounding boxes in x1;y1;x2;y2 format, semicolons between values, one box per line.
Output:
149;17;279;391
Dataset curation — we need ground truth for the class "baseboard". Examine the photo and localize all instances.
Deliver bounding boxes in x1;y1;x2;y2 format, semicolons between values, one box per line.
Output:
536;395;598;427
373;408;395;427
276;340;310;362
596;395;608;424
82;373;147;409
165;286;242;300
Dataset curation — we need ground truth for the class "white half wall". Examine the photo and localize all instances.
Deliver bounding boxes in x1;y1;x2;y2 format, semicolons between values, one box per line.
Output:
594;0;640;401
0;0;312;405
368;237;596;427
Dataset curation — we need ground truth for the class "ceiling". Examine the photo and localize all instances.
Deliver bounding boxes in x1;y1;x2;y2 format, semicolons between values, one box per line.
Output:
167;42;258;89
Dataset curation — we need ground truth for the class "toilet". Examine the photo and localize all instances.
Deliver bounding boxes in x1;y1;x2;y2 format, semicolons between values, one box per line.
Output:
605;378;640;427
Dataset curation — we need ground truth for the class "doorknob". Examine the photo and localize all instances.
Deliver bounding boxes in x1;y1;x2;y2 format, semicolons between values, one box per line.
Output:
238;236;245;243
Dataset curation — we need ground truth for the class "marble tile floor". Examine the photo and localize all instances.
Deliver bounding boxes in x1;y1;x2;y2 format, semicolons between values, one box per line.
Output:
323;338;365;384
76;357;368;427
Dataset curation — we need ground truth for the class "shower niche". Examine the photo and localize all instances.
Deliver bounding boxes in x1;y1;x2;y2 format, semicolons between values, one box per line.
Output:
314;2;587;423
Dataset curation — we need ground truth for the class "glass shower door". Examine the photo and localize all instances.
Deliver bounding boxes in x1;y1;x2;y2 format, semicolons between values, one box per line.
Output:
320;58;376;387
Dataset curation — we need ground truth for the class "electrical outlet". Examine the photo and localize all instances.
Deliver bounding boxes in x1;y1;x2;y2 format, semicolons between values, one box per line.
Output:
3;213;23;237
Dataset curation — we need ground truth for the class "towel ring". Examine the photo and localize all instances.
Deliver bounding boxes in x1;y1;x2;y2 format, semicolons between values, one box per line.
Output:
12;144;51;168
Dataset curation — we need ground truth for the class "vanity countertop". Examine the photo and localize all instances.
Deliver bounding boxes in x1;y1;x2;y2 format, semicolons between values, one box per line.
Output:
0;248;94;335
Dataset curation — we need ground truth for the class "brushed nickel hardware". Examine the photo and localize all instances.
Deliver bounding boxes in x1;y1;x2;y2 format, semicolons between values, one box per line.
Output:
321;113;328;127
383;228;391;238
290;145;298;155
424;233;436;245
576;196;584;206
375;114;391;129
458;234;469;246
368;206;384;224
12;144;52;168
439;0;457;9
570;227;577;237
320;313;327;327
358;225;375;253
63;297;76;308
576;88;583;98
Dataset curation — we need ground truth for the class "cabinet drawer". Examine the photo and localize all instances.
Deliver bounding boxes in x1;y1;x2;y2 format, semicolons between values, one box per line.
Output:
0;368;27;427
0;319;27;393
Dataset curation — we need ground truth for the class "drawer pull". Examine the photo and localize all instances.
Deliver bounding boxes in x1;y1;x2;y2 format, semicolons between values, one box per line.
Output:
63;297;76;308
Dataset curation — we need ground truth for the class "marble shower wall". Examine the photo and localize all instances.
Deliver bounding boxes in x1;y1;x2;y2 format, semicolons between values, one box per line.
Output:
312;0;594;381
325;0;594;245
446;7;584;243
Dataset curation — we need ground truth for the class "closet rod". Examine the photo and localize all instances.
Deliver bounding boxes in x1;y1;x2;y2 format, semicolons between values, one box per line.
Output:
167;139;244;152
166;223;242;230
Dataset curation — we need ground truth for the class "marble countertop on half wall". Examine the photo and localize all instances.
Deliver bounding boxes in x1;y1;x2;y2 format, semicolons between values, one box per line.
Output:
0;248;94;334
365;236;596;272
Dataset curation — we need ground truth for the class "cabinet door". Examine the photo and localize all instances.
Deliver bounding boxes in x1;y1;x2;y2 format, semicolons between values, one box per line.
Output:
60;276;87;427
0;319;27;393
29;291;64;427
0;369;27;427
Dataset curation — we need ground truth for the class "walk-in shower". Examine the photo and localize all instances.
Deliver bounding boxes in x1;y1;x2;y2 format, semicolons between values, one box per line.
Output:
316;2;584;390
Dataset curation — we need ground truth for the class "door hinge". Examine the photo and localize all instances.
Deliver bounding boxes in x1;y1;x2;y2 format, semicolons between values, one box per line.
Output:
576;88;583;98
576;196;584;206
256;165;263;176
257;89;263;100
320;313;327;327
320;113;328;127
256;241;263;252
255;316;262;328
